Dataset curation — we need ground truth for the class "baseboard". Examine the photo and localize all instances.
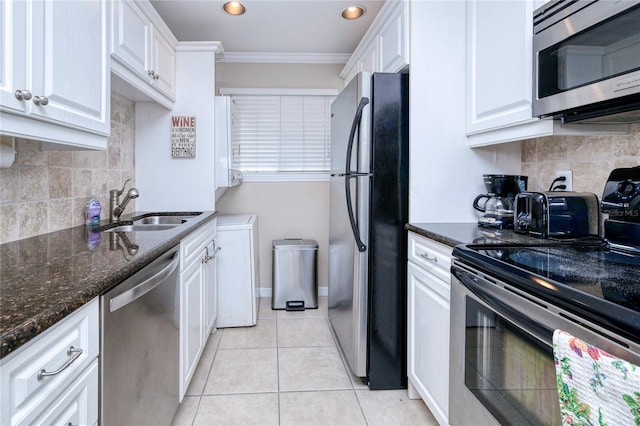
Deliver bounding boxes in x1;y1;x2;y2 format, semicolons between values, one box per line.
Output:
257;286;328;298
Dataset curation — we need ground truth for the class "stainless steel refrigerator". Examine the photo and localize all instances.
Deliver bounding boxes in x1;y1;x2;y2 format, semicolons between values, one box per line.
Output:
328;72;409;390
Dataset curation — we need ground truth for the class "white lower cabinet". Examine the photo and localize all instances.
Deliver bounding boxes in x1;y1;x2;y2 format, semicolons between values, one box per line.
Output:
180;251;205;400
0;298;100;426
27;360;99;426
407;232;451;426
179;218;217;400
204;238;219;335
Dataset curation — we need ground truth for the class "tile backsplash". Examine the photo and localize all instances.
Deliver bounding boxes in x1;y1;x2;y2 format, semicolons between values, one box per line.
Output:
521;124;640;196
0;92;135;244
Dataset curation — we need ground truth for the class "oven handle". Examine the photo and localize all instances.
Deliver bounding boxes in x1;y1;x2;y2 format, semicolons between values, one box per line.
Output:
453;266;554;348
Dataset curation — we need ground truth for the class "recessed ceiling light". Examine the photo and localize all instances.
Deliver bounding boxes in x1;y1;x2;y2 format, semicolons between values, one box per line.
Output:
223;1;245;16
342;5;365;20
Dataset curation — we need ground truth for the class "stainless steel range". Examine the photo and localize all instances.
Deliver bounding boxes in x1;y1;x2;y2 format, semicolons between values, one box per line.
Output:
449;167;640;425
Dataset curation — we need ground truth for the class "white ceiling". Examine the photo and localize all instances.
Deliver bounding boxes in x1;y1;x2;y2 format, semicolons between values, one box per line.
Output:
150;0;386;60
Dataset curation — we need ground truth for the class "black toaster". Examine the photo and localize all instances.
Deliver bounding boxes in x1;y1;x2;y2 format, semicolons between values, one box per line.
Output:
514;191;600;238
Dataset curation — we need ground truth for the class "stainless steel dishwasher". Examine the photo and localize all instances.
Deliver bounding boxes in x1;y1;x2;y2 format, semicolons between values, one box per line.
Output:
100;246;180;426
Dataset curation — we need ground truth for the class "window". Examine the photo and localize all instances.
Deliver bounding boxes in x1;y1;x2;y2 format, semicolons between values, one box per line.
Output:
228;93;335;180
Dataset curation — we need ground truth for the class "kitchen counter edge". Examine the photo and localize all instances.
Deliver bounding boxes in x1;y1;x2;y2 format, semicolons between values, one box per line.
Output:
406;222;549;247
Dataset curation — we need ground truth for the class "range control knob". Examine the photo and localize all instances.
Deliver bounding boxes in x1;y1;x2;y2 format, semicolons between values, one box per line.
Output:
617;179;636;196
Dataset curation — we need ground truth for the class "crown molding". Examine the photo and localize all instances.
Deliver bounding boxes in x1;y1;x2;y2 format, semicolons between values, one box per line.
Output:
176;41;224;54
217;52;351;64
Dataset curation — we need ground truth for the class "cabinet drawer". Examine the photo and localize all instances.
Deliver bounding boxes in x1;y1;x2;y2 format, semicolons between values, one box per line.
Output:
180;219;217;269
407;232;453;284
0;298;99;425
22;360;98;426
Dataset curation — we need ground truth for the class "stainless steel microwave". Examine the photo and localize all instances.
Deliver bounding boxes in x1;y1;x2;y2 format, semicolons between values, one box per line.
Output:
533;0;640;124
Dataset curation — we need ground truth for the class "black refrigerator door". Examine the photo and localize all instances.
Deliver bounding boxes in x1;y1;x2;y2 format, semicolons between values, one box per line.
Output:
367;72;410;390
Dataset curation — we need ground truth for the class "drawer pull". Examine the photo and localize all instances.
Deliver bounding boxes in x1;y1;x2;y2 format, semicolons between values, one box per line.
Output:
38;346;83;380
419;252;438;263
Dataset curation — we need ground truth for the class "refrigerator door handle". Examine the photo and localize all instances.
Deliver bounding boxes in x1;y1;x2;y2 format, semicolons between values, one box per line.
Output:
343;96;370;253
345;97;370;174
346;174;367;252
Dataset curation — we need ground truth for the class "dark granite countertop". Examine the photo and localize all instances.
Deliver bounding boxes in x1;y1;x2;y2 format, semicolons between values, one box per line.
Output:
406;222;549;247
0;211;217;359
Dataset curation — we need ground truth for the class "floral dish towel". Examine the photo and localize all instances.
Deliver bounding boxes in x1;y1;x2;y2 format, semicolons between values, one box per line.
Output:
553;329;640;426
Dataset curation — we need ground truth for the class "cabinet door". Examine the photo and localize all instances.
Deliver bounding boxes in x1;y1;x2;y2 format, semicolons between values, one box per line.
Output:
359;41;379;74
25;360;99;426
112;0;150;79
29;0;109;134
407;262;449;426
379;3;405;73
466;0;535;134
0;0;27;114
204;239;218;335
180;258;204;397
150;26;176;99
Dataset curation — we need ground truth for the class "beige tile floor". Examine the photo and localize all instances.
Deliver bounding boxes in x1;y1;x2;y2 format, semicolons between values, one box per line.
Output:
171;297;439;426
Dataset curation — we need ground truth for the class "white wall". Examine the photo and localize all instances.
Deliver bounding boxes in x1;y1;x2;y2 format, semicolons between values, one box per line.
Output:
216;182;330;291
408;1;522;223
136;44;218;212
215;63;343;292
216;63;344;93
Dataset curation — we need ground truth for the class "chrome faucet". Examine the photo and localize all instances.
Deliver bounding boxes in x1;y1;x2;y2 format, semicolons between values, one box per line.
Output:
110;179;139;222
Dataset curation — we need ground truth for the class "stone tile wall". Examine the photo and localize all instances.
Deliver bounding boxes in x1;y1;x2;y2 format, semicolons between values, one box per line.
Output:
0;92;135;244
521;124;640;196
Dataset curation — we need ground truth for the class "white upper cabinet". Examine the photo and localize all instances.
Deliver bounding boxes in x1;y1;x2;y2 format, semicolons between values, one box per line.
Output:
466;0;534;136
150;26;176;98
341;1;409;85
0;0;26;114
466;0;629;147
360;41;380;75
379;3;407;73
0;0;110;150
111;0;177;108
112;0;149;75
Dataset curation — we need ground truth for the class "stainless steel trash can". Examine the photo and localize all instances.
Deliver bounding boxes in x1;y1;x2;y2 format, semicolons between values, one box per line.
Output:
272;239;318;310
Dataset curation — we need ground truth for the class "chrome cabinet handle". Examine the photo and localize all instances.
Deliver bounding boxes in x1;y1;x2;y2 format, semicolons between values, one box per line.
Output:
202;245;221;263
38;346;83;380
153;73;159;80
147;70;155;77
33;96;49;106
14;89;32;101
419;252;438;263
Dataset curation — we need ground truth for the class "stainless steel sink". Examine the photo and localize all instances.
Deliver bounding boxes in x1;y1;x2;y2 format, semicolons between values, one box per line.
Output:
134;215;195;225
99;212;203;233
103;224;180;233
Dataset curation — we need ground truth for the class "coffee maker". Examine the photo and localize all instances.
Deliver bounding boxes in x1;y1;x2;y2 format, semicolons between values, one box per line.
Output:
473;174;528;228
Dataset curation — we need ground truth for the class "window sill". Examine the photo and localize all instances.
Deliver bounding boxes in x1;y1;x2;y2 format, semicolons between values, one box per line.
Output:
241;172;330;183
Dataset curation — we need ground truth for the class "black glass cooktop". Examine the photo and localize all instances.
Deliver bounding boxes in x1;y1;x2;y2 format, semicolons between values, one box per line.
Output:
453;242;640;344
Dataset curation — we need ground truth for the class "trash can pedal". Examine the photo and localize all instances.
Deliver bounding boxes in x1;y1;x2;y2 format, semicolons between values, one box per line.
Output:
285;301;305;311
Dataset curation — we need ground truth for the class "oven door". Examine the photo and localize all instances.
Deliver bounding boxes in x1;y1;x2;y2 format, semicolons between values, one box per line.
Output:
532;1;640;121
449;260;640;426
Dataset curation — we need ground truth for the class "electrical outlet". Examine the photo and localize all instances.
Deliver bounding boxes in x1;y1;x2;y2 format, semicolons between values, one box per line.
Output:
554;170;573;191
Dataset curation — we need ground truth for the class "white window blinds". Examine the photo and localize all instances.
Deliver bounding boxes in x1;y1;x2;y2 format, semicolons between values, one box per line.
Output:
230;95;334;172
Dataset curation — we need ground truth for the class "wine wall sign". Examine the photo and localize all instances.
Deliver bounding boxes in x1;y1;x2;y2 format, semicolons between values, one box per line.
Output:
171;116;196;158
